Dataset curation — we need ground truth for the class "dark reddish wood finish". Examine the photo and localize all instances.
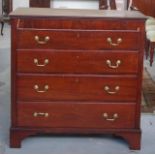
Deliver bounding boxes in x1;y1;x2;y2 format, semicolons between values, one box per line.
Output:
29;0;50;8
99;0;116;10
17;30;140;50
17;102;136;128
131;0;155;17
17;50;139;74
17;75;138;102
17;18;144;30
150;42;155;66
17;75;137;101
10;8;146;149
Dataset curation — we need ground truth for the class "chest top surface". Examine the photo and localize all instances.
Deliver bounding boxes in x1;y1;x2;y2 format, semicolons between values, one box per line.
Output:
10;7;146;20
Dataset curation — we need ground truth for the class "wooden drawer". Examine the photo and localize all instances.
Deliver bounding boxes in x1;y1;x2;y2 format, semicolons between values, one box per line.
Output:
17;29;140;50
17;75;138;102
17;50;139;74
17;18;144;30
17;102;136;129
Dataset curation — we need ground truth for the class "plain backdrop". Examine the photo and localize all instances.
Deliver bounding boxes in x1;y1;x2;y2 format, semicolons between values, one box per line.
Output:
13;0;127;11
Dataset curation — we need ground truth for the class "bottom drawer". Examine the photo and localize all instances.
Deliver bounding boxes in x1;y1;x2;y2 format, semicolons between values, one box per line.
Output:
17;102;136;129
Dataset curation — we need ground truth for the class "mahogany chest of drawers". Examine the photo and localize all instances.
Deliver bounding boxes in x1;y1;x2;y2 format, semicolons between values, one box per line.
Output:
10;8;146;149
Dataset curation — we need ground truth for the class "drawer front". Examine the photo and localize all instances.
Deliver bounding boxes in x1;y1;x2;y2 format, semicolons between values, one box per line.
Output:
17;50;139;74
17;30;140;50
18;18;144;30
17;102;136;129
17;75;138;102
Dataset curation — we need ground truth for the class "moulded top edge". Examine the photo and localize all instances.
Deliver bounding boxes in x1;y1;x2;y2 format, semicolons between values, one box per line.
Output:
10;7;147;20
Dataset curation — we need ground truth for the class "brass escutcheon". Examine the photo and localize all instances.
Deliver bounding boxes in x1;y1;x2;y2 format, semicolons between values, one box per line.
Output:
106;60;121;69
102;113;118;121
34;35;50;44
107;37;122;46
33;112;49;117
33;84;49;93
33;58;49;67
104;86;120;94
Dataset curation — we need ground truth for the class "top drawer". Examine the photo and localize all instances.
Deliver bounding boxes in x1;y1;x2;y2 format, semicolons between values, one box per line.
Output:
16;18;145;30
17;29;140;50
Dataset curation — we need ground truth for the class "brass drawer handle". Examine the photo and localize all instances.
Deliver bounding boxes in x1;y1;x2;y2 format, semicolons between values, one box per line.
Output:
102;113;118;121
34;35;50;44
34;58;49;67
33;112;49;117
104;86;120;94
34;85;49;93
106;60;121;69
107;37;122;46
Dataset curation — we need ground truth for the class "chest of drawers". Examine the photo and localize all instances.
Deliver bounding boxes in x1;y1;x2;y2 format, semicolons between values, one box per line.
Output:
10;8;146;149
